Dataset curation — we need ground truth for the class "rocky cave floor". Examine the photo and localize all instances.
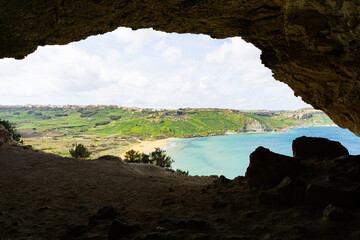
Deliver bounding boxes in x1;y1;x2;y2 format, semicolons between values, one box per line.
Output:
0;137;359;240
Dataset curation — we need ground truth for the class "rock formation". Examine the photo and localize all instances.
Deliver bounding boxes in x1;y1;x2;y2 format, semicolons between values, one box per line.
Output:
1;1;360;137
239;118;272;133
1;137;359;239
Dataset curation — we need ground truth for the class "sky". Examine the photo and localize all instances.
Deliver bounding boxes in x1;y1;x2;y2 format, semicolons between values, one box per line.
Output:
0;27;310;110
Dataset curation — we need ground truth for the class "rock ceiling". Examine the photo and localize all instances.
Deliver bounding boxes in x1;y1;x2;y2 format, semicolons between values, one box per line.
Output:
1;0;359;136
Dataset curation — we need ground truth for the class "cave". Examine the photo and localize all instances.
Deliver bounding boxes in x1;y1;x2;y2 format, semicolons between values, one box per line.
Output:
1;1;360;239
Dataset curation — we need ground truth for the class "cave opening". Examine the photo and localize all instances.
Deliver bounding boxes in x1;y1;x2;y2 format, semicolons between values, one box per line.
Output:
1;27;360;178
1;1;360;239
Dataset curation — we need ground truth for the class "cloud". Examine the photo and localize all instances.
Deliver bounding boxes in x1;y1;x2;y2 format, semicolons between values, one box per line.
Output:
0;27;310;110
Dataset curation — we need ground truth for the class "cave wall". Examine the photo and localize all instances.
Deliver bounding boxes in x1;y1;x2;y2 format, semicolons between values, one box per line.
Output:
1;0;360;136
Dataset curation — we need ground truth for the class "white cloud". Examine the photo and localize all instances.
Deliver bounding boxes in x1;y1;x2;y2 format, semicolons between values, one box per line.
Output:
162;47;182;62
0;27;310;110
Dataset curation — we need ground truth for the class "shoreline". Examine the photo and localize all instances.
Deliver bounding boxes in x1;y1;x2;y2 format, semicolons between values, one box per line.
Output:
119;125;338;157
120;137;178;158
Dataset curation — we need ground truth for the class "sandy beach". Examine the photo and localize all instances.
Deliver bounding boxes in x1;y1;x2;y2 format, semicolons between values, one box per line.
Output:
120;137;177;158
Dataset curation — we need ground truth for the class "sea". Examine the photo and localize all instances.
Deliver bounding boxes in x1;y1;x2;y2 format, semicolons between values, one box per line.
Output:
165;127;360;179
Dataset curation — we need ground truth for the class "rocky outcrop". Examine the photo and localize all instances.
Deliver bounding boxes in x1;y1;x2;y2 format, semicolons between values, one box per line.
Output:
246;137;360;207
0;124;16;147
293;136;349;159
239;118;271;133
1;1;360;136
245;146;303;188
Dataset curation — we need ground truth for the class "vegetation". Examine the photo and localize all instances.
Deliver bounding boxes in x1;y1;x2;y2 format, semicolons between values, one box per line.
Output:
176;169;189;176
0;119;22;142
0;106;335;157
123;149;149;163
150;148;174;168
69;143;92;159
123;148;174;168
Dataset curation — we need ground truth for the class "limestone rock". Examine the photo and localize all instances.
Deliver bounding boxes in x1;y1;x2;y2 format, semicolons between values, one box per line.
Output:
259;177;307;206
245;147;302;188
239;118;271;133
292;136;349;160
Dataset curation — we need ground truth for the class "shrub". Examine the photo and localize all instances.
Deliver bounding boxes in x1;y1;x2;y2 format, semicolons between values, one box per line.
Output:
95;121;110;126
123;149;141;163
176;169;189;176
150;148;174;168
0;119;22;142
123;149;150;163
123;148;174;168
110;115;121;121
69;143;92;159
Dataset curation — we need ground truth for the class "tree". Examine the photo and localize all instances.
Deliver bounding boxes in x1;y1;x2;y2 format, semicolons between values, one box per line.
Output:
149;148;174;168
123;149;150;163
0;119;22;142
69;143;92;159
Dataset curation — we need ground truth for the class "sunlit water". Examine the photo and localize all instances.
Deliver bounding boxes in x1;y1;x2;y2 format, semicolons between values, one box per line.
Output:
165;127;360;179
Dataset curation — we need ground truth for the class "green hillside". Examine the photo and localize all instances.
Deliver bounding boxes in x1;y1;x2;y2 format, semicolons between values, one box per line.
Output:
0;106;335;158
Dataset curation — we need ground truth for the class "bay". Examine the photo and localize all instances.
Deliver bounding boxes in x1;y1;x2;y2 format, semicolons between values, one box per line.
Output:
166;127;360;179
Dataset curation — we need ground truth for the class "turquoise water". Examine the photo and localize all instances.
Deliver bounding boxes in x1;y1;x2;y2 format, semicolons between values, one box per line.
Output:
166;127;360;179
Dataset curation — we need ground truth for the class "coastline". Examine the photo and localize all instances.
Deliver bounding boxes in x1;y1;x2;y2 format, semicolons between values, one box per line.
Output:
120;137;178;158
119;125;338;158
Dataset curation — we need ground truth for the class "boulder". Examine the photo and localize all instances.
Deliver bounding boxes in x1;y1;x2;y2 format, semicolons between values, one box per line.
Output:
259;177;307;206
292;136;349;160
245;147;302;188
322;205;349;222
305;183;360;206
108;219;141;240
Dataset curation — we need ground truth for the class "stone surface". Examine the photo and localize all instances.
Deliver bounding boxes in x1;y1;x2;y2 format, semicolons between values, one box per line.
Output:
245;147;302;188
239;118;271;133
108;219;141;240
322;205;349;222
293;136;349;159
1;1;360;136
305;183;360;206
259;177;307;205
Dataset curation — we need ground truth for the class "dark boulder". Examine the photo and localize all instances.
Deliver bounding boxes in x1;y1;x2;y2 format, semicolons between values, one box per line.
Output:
108;219;141;240
292;136;349;160
259;177;307;206
245;147;302;188
305;183;360;206
322;205;350;222
88;206;117;227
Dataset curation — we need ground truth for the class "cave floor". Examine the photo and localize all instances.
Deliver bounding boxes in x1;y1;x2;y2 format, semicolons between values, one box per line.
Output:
0;146;359;240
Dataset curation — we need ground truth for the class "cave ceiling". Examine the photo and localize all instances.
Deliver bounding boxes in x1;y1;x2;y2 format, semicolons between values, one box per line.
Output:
1;0;360;136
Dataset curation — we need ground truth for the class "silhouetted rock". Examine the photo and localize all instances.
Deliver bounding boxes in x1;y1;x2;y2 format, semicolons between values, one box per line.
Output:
259;177;307;206
305;183;360;206
329;155;360;183
322;205;349;222
246;147;302;188
175;219;211;231
212;175;231;187
108;219;141;240
293;136;349;159
97;155;123;161
60;225;87;240
88;206;117;227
